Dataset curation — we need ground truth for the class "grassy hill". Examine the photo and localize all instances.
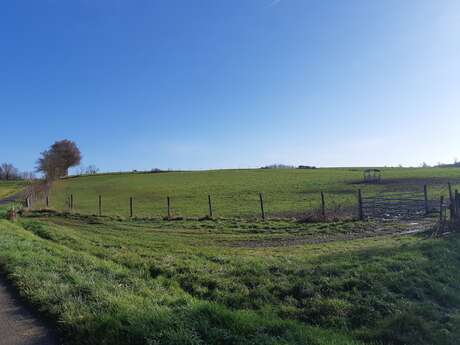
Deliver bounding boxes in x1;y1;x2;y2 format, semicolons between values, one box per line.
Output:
43;167;460;218
2;168;460;344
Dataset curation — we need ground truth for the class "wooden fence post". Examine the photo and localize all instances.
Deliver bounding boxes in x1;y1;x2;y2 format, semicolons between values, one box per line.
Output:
26;197;30;209
70;194;74;210
46;195;49;208
453;190;457;220
358;189;363;220
259;193;265;220
129;197;133;218
424;184;429;214
98;195;102;216
455;190;459;221
208;195;213;218
320;192;326;219
439;196;444;223
448;182;454;218
167;196;171;219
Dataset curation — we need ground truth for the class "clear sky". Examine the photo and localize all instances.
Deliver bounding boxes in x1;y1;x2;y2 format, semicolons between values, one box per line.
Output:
1;0;459;173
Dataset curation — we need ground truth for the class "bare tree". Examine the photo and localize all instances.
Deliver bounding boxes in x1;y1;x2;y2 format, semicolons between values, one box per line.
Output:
0;163;19;180
76;165;86;176
85;165;99;175
36;140;82;180
21;171;36;181
36;150;61;180
75;164;99;175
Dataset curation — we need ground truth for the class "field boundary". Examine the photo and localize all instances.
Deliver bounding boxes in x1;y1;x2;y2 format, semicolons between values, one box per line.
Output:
18;180;460;224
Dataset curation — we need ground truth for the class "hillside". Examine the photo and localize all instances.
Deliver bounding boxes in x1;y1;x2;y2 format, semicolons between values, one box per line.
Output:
42;167;460;218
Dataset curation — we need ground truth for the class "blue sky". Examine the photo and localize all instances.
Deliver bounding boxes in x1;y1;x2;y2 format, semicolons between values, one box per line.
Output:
1;0;459;173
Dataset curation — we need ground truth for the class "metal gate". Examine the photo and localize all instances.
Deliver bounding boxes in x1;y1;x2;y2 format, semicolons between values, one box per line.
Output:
361;191;438;219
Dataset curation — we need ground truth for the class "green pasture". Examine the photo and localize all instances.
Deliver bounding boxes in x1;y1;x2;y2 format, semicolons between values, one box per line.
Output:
41;168;460;218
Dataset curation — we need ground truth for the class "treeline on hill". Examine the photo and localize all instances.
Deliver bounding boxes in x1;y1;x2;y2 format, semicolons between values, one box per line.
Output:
261;164;317;169
437;162;460;168
1;140;86;182
0;162;35;181
419;160;460;168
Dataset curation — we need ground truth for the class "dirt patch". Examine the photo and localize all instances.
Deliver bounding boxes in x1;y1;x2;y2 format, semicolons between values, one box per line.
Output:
269;206;356;221
225;220;435;248
0;275;59;345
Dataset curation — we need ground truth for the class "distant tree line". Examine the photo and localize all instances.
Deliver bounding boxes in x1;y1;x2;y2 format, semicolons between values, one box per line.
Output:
0;162;35;181
419;159;460;168
0;163;18;180
436;162;460;168
261;164;317;169
75;164;100;176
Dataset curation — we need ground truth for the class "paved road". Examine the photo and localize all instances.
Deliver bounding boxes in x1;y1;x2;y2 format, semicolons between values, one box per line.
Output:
0;277;59;345
0;192;23;206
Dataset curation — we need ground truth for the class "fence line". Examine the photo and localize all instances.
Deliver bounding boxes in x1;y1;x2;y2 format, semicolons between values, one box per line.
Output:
22;183;458;222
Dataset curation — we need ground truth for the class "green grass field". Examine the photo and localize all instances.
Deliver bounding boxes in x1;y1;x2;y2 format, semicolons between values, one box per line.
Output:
2;168;459;344
0;180;27;199
0;213;458;345
43;168;460;218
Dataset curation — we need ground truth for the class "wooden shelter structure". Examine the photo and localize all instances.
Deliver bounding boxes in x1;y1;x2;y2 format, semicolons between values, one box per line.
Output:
363;168;381;183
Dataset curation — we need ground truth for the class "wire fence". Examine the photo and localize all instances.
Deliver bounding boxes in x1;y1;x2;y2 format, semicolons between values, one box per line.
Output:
25;190;360;220
22;183;458;221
